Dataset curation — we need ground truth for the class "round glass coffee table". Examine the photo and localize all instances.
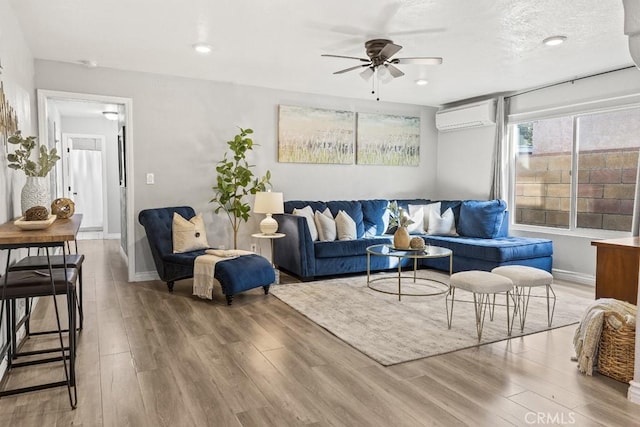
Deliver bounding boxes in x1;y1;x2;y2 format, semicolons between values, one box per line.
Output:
366;244;452;301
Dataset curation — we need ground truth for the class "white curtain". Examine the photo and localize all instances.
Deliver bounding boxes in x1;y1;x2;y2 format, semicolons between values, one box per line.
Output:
489;96;508;203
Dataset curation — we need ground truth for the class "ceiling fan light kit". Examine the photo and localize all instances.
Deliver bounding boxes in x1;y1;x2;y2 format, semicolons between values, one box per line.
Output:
322;38;442;100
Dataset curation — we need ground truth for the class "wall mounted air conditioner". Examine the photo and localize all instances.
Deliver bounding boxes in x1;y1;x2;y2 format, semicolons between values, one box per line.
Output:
435;99;496;132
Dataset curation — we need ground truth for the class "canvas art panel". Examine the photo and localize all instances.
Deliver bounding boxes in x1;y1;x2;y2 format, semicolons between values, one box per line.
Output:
357;113;420;166
278;105;355;164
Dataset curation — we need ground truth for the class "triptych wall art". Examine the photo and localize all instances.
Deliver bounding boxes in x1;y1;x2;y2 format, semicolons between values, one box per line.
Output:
277;105;420;166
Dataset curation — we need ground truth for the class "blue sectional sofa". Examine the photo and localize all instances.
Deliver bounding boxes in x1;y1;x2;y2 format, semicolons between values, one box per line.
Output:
272;198;553;281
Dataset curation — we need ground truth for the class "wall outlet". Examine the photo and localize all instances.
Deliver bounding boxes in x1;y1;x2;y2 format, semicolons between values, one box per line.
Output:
250;243;257;253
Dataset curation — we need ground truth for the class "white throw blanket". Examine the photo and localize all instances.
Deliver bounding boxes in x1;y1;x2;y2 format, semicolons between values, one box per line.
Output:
573;298;636;375
193;249;253;300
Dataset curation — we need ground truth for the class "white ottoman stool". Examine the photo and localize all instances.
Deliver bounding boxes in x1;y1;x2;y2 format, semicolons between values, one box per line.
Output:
491;265;555;331
447;271;515;340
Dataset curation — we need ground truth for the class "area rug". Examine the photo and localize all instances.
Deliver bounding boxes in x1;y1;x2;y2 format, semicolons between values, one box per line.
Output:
270;271;593;366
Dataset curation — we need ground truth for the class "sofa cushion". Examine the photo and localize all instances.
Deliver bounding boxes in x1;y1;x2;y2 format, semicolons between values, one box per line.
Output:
326;200;365;238
293;206;319;241
360;199;389;236
457;199;507;238
314;209;337;241
163;249;208;266
315;237;390;258
423;235;553;263
409;202;441;232
428;207;457;236
172;212;210;253
336;210;357;240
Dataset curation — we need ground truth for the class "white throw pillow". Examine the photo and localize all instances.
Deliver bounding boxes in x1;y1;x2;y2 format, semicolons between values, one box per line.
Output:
335;210;357;240
314;208;337;241
428;207;458;236
406;207;425;234
293;206;319;241
172;212;210;253
409;202;441;232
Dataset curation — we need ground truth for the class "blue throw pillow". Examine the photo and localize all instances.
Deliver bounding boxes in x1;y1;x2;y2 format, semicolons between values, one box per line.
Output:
284;200;327;214
457;200;507;238
360;199;389;236
326;200;365;238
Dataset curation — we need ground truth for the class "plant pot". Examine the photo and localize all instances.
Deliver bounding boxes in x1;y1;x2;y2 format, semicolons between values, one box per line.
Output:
21;176;50;216
393;226;411;249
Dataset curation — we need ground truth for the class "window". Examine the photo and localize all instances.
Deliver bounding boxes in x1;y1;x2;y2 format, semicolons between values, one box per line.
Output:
511;106;640;232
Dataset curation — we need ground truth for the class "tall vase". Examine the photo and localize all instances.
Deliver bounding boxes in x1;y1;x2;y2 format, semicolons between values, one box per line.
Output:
21;176;50;216
393;226;411;249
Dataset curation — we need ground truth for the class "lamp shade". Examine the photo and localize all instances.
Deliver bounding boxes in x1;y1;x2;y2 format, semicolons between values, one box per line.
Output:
253;192;284;214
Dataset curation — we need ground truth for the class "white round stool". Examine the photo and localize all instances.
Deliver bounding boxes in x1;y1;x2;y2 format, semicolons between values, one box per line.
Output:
447;271;514;341
491;265;555;331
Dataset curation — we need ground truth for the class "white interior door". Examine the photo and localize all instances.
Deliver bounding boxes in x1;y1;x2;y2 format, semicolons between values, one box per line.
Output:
64;135;105;230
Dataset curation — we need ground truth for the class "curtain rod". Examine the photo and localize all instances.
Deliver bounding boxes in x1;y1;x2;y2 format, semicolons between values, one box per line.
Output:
506;65;637;99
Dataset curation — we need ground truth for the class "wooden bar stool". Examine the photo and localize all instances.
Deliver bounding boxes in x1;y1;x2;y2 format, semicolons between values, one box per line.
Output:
8;253;85;330
0;267;78;408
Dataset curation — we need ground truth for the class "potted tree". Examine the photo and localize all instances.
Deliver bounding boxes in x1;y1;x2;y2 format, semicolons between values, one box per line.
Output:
7;131;60;215
210;127;271;249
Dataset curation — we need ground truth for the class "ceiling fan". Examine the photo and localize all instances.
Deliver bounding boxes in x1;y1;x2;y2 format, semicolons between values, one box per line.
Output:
322;39;442;100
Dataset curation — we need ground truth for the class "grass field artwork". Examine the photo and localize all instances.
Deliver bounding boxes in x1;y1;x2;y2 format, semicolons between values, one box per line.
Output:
278;105;355;164
356;113;420;166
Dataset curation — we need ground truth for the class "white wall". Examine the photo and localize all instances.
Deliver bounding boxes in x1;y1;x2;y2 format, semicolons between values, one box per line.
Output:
60;116;121;236
34;60;439;277
0;0;35;383
435;124;496;199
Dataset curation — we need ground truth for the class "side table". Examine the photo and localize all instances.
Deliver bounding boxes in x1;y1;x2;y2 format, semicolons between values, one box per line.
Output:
251;233;285;284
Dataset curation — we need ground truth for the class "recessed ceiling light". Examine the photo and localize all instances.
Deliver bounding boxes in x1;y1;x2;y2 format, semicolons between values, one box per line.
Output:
543;36;567;46
415;79;429;86
103;111;119;121
78;59;98;68
192;43;212;54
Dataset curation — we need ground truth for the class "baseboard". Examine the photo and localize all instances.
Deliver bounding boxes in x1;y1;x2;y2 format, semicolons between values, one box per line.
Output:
104;233;121;240
628;380;640;403
552;268;595;286
118;246;129;266
133;271;160;282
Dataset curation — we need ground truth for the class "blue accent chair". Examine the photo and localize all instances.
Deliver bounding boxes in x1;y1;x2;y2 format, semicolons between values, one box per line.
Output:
138;206;275;304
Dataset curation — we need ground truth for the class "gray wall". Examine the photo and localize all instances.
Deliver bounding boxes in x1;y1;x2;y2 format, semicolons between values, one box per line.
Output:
60;116;121;237
34;60;439;278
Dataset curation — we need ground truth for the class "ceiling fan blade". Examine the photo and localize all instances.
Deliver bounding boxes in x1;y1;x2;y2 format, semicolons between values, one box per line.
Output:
334;64;370;74
386;64;404;78
392;57;443;65
321;54;370;62
378;42;402;60
360;67;374;81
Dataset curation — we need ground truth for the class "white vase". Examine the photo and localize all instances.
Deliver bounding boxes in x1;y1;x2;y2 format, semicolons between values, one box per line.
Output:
21;176;50;216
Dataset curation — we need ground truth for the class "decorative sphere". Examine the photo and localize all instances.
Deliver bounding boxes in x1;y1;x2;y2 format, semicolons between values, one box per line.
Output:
410;237;426;249
51;198;75;219
25;205;49;221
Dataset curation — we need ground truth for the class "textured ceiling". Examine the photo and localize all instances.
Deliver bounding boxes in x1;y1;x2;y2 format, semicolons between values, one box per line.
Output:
9;0;635;107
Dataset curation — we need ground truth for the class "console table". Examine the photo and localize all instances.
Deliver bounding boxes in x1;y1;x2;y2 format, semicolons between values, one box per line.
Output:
0;214;82;407
591;236;640;305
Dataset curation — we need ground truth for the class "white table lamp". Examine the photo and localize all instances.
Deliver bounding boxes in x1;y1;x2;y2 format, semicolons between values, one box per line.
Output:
254;191;284;234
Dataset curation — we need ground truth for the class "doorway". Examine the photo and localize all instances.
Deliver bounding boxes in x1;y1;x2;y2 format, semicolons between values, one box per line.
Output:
62;134;107;234
37;90;135;281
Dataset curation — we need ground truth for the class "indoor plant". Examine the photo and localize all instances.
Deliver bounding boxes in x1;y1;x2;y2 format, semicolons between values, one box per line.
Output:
210;127;271;249
7;131;60;215
388;200;414;249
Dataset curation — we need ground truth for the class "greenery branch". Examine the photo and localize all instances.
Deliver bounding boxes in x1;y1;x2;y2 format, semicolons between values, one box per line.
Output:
210;127;271;249
388;200;415;228
7;131;60;177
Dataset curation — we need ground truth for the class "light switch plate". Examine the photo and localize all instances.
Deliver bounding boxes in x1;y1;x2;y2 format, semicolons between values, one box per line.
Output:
146;173;154;184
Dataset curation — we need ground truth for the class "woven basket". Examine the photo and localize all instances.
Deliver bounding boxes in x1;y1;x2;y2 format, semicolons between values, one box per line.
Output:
597;311;635;383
